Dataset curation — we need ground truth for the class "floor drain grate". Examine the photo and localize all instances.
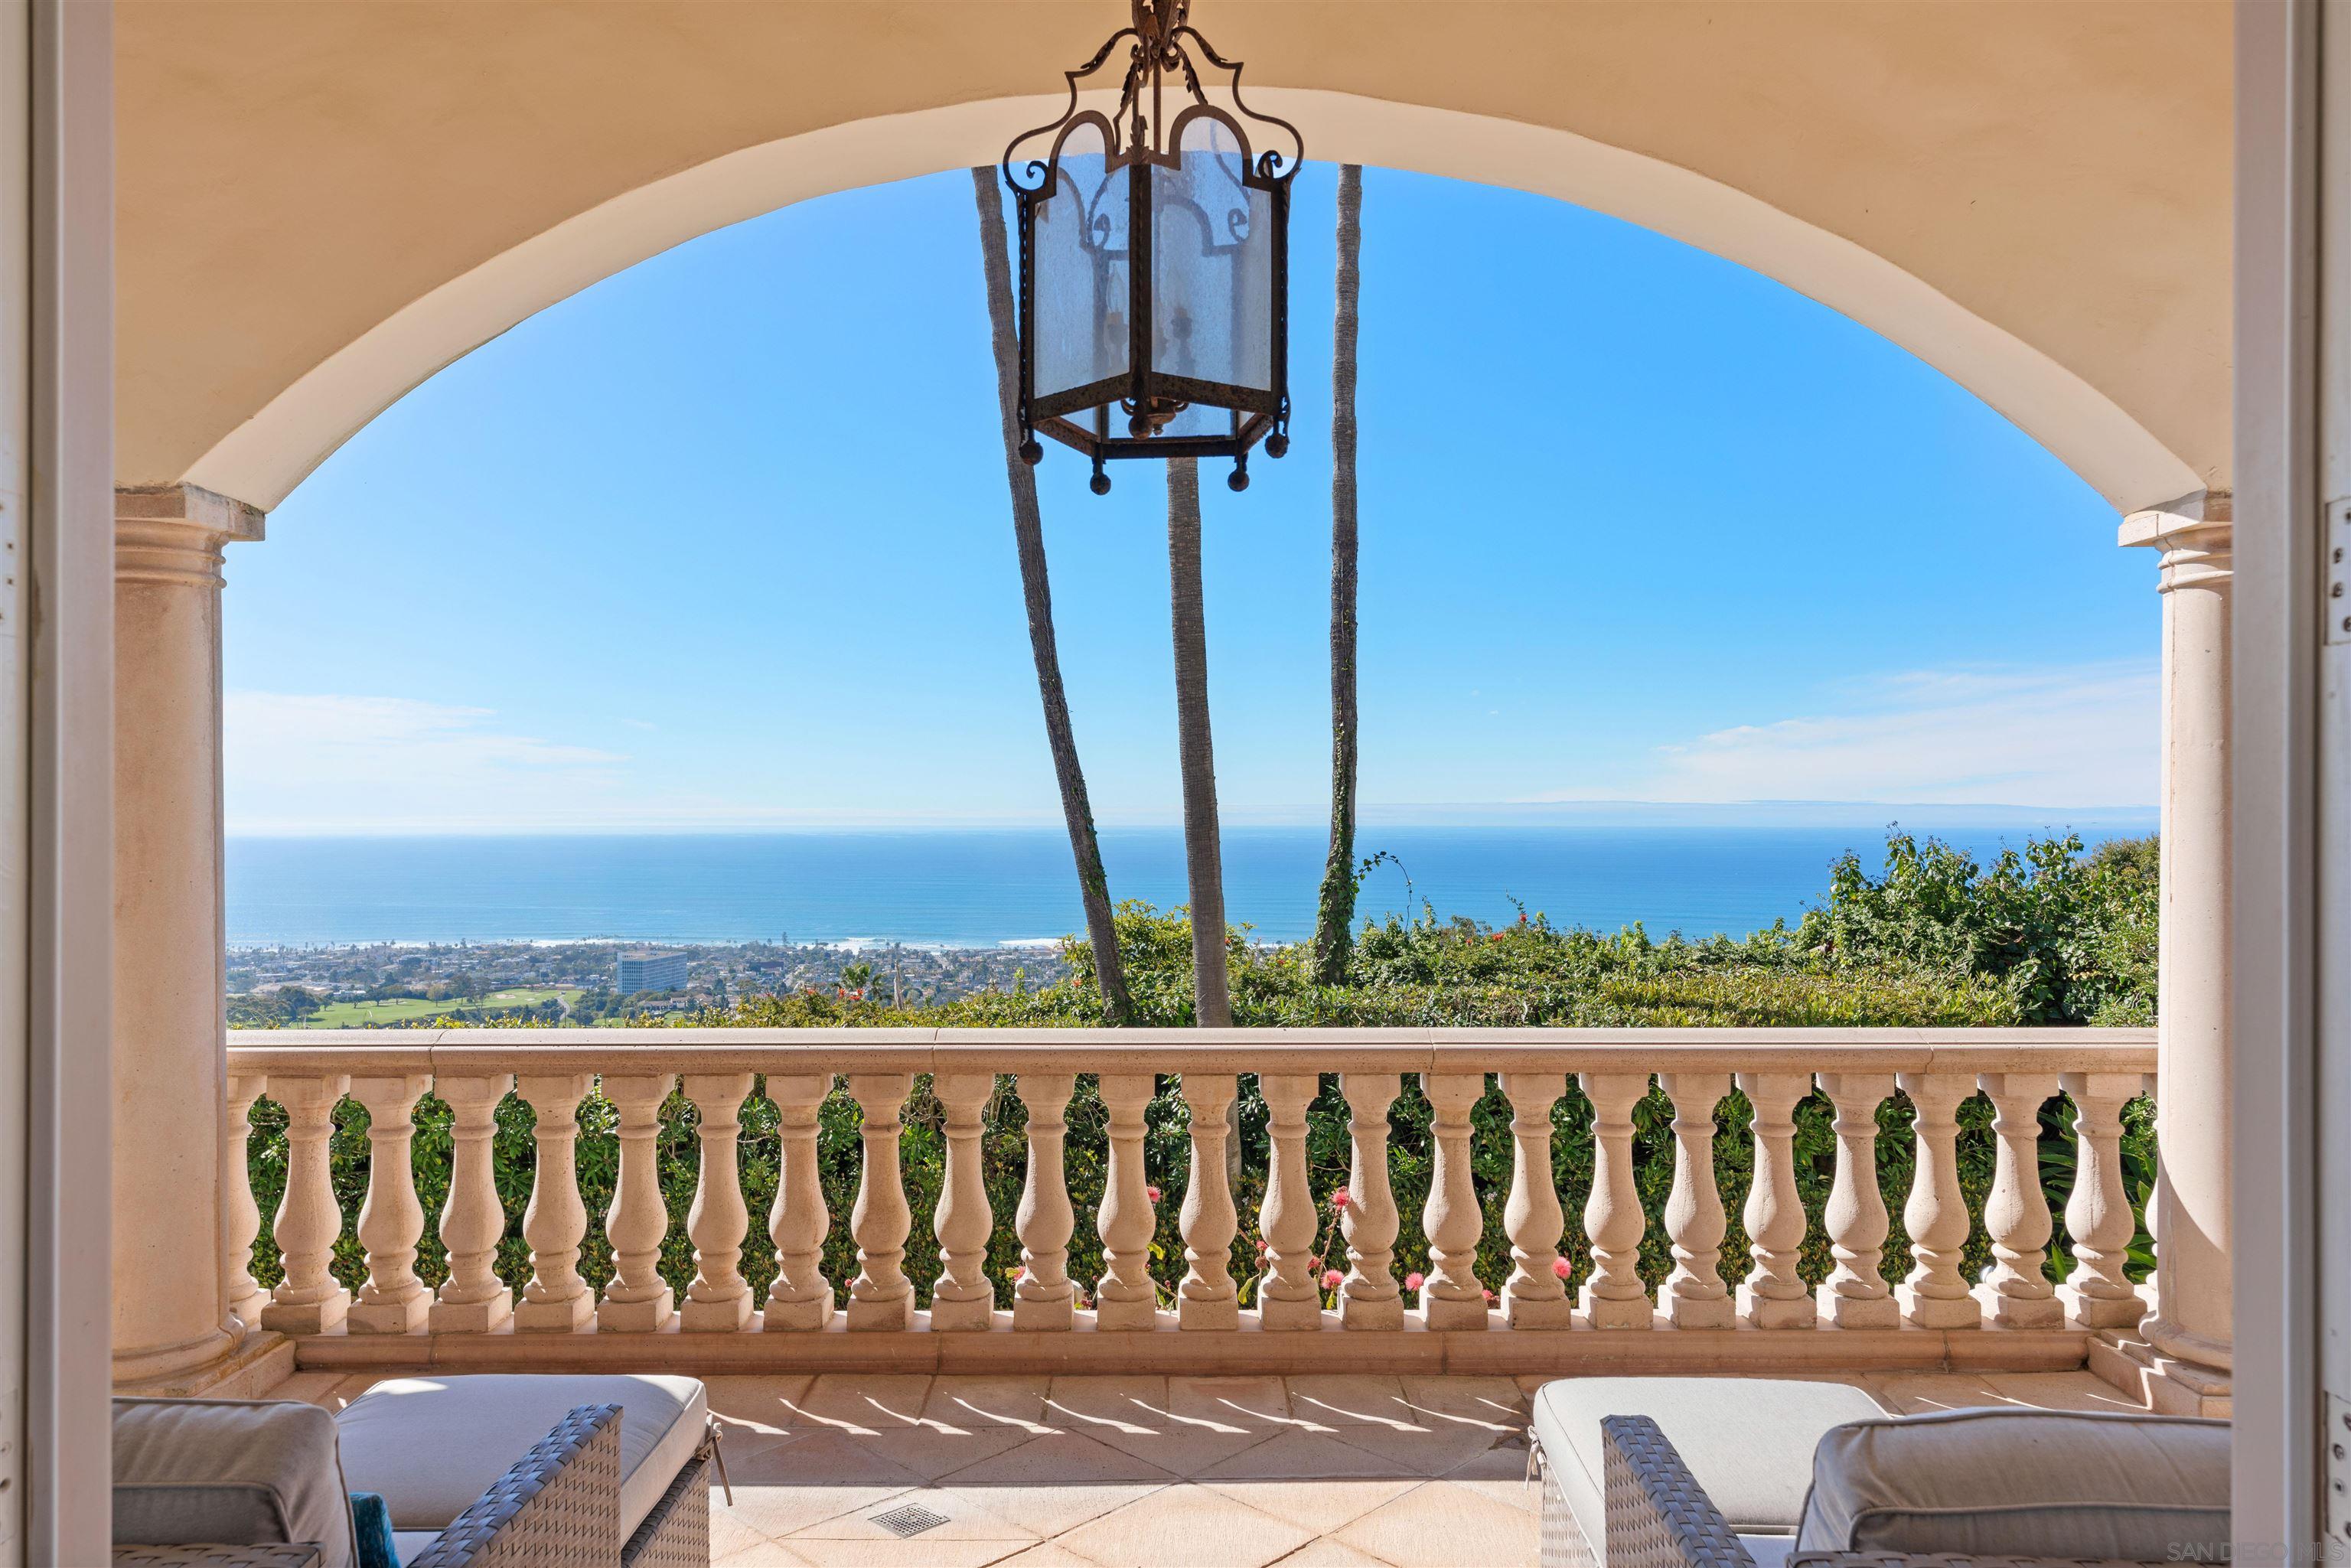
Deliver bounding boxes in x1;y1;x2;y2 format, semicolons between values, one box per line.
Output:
869;1504;951;1538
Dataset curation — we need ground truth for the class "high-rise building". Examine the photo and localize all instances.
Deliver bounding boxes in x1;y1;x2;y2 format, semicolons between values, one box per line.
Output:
616;949;688;994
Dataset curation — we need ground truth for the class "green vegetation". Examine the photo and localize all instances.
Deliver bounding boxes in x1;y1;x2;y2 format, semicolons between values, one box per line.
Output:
243;830;2160;1313
233;986;580;1028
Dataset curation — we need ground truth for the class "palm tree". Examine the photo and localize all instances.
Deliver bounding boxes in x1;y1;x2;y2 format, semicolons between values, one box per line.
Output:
1312;164;1365;986
1166;456;1231;1028
970;167;1132;1022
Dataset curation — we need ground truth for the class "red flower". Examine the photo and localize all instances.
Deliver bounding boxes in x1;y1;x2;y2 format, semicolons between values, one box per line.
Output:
1322;1269;1344;1292
1551;1257;1571;1280
1482;1287;1496;1303
1330;1187;1352;1210
1404;1271;1425;1291
1489;932;1505;942
1255;1240;1269;1258
1146;1185;1162;1205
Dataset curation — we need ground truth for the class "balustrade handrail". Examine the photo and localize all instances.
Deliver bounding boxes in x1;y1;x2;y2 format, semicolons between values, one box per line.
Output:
221;1023;2162;1363
226;1024;2158;1076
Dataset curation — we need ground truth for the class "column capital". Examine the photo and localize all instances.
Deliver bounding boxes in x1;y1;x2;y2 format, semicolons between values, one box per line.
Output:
2118;488;2230;592
116;483;266;588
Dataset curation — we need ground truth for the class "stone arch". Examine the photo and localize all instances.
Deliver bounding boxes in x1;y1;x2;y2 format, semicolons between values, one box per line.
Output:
179;89;2201;515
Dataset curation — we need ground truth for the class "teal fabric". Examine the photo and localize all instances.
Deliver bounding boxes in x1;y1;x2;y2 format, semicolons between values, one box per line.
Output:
350;1492;401;1568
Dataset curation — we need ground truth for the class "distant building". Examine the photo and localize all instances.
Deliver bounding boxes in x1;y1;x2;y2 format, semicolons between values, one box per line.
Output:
616;949;688;994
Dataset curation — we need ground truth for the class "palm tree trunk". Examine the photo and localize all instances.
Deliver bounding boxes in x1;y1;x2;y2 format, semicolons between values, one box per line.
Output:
1312;164;1365;986
970;167;1132;1023
1166;456;1231;1028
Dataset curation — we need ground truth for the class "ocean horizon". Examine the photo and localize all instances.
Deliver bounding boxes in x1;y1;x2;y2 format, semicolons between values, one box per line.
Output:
225;817;2158;950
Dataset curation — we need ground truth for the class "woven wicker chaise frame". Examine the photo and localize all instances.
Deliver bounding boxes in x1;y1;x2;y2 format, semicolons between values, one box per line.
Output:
1593;1415;2167;1568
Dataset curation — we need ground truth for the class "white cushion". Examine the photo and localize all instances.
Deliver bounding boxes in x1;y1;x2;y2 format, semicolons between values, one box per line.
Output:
1531;1377;1884;1540
334;1374;706;1541
113;1397;358;1567
1794;1407;2230;1557
392;1531;440;1566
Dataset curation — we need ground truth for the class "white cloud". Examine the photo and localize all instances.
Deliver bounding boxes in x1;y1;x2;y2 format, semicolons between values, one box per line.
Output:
226;693;629;832
1537;661;2157;807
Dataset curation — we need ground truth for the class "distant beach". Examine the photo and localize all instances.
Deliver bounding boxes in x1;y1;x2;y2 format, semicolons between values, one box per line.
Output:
225;819;2157;949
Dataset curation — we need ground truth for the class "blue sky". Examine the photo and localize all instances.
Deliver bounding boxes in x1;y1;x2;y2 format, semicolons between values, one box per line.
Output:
223;163;2155;834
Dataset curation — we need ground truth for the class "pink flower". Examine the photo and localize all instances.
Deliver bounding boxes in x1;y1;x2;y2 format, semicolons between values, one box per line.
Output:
1404;1271;1425;1291
1551;1257;1571;1280
1256;1240;1269;1258
1322;1269;1344;1292
1145;1185;1162;1205
1482;1287;1496;1304
1309;1256;1324;1274
1330;1188;1351;1211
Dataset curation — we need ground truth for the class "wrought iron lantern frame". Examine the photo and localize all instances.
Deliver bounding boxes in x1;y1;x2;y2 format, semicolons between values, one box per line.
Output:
1001;0;1303;493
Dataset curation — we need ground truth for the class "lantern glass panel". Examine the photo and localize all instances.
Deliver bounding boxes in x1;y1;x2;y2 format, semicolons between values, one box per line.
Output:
1151;115;1273;402
1033;120;1128;408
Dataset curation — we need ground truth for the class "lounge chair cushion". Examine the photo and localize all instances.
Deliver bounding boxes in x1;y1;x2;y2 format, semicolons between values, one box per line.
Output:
112;1397;359;1568
1532;1375;1885;1547
334;1373;706;1542
1794;1407;2231;1557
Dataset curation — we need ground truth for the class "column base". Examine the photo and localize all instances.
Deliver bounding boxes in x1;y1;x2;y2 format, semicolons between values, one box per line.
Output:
1339;1292;1404;1331
682;1291;755;1332
229;1289;271;1337
260;1290;349;1337
763;1292;837;1332
1179;1293;1241;1332
347;1292;432;1335
1897;1285;1981;1329
847;1293;916;1331
514;1291;595;1332
1094;1295;1160;1332
2059;1282;2148;1331
1737;1285;1815;1328
2089;1327;2232;1416
1574;1286;1648;1330
1974;1282;2065;1329
1418;1289;1489;1330
1668;1293;1738;1330
1816;1286;1899;1328
598;1288;677;1333
116;1327;294;1400
926;1293;994;1332
112;1322;249;1390
1009;1291;1070;1332
430;1289;514;1335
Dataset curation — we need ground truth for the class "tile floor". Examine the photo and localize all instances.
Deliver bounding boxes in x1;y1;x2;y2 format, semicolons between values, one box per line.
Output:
282;1366;2142;1567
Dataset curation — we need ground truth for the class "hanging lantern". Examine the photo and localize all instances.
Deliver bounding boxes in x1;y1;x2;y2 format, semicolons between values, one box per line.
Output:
1001;0;1303;495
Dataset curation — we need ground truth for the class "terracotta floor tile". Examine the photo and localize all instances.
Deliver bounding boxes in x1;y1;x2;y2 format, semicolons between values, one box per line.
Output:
791;1373;937;1434
1195;1429;1411;1482
932;1480;1166;1540
859;1424;1042;1482
781;1540;1031;1568
937;1429;1173;1488
1324;1419;1502;1478
1283;1375;1413;1429
1860;1372;1999;1415
1055;1483;1313;1568
707;1374;822;1452
1165;1375;1293;1433
1332;1478;1539;1565
1978;1371;2147;1413
1042;1376;1174;1436
990;1547;1101;1568
784;1485;1040;1542
1194;1476;1421;1534
713;1540;810;1566
718;1430;928;1540
922;1375;1055;1434
1395;1375;1529;1433
1267;1540;1394;1568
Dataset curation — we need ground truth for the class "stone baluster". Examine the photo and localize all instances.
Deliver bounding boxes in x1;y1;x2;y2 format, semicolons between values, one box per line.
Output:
1177;1074;1241;1330
431;1074;515;1332
1257;1074;1324;1329
2058;1071;2148;1328
847;1074;916;1330
762;1074;836;1331
223;1074;270;1335
347;1074;433;1334
1580;1072;1654;1329
1658;1073;1733;1328
683;1074;756;1330
1495;1072;1570;1328
1813;1073;1898;1328
1734;1072;1815;1328
1339;1072;1404;1330
260;1074;352;1335
1895;1073;1981;1328
1419;1072;1489;1328
929;1073;998;1331
1978;1072;2062;1328
1012;1073;1077;1330
595;1074;677;1332
1094;1073;1160;1329
514;1074;595;1331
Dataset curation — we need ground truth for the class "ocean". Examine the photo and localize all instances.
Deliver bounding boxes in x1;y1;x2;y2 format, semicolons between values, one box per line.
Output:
223;820;2155;949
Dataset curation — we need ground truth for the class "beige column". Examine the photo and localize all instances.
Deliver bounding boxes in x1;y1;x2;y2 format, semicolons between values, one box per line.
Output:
111;484;264;1389
2119;491;2232;1410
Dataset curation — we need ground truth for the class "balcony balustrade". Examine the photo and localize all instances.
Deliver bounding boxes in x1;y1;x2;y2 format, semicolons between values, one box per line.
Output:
223;1027;2157;1379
